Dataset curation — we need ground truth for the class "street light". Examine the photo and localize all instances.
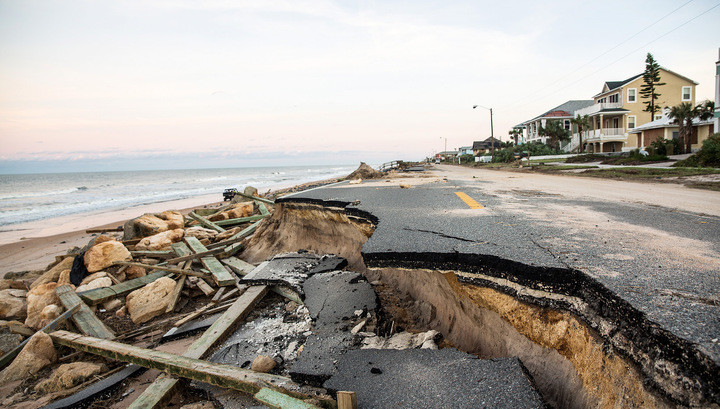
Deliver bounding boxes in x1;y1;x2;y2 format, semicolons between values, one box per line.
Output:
473;105;495;162
440;137;447;161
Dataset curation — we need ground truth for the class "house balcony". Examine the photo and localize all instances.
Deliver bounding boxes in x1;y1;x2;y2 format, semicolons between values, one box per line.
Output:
581;128;627;143
575;102;624;116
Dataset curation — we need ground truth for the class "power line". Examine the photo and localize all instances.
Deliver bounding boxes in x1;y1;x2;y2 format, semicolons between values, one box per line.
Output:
501;1;720;116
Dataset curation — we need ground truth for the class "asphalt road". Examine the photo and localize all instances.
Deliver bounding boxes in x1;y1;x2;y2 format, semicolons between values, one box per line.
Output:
282;165;720;366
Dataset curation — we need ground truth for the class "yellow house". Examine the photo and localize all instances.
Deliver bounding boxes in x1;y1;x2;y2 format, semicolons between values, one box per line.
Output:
628;115;715;152
571;67;698;153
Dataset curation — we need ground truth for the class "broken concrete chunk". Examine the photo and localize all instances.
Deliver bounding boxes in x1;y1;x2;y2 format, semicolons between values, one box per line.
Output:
135;228;184;251
324;349;544;409
289;332;357;387
0;332;57;385
240;252;347;295
34;361;107;393
84;241;131;273
303;271;376;327
123;210;184;241
125;276;176;324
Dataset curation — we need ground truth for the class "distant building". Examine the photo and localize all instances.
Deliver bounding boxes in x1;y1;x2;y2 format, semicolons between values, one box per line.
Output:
472;138;502;156
458;146;474;155
715;48;720;131
522;100;594;148
437;150;459;159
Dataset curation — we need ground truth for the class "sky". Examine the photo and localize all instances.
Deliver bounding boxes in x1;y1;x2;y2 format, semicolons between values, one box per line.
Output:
1;0;719;173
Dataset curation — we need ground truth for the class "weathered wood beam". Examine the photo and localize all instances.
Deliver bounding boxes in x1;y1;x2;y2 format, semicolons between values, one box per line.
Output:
213;214;265;226
336;392;358;409
86;227;123;233
237;192;275;204
184;237;235;287
55;285;115;340
219;220;262;258
165;247;224;264
130;250;174;258
78;270;171;306
111;261;209;279
258;201;271;216
173;287;242;327
255;387;322;409
0;304;80;369
188;211;226;233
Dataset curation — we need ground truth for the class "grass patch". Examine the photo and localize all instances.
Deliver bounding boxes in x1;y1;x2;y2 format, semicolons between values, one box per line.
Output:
534;165;600;171
574;167;720;179
684;181;720;191
525;158;567;165
600;154;669;166
565;154;606;163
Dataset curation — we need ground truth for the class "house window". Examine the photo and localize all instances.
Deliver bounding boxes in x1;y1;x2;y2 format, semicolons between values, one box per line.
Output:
654;115;662;121
564;120;570;130
682;86;692;101
598;97;606;104
628;116;636;129
672;131;679;140
627;88;636;103
609;94;619;103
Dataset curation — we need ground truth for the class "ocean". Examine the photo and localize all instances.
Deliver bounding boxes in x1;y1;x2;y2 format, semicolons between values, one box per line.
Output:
0;165;356;227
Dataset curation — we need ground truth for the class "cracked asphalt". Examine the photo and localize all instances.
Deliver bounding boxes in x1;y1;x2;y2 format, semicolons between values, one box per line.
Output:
283;164;720;365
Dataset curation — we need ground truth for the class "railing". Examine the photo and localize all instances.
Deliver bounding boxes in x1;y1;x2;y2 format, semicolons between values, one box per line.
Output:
575;102;624;116
378;161;402;172
583;128;627;142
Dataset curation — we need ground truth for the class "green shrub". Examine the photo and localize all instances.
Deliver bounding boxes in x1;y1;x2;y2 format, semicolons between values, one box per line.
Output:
650;138;680;156
674;133;720;167
565;154;606;163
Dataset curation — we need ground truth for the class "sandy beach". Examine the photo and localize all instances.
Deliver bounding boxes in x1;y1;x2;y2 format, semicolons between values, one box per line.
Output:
0;177;342;275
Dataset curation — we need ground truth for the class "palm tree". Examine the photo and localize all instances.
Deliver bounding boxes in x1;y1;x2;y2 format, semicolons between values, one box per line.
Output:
539;120;571;151
667;100;715;154
570;114;590;154
508;129;522;145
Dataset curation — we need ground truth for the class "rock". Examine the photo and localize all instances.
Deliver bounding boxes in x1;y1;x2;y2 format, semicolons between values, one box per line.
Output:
25;283;61;329
57;269;72;285
215;226;243;241
84;241;131;273
348;179;362;185
180;402;216;409
123;211;184;240
184;226;218;242
209;202;254;222
34;362;107;393
399;184;412;189
102;299;122;311
93;235;116;245
125;265;146;280
285;301;299;312
0;332;57;385
40;304;62;321
251;355;277;373
75;277;112;293
115;306;127;318
29;257;74;289
135;229;184;251
230;186;259;204
2;392;23;406
0;329;23;356
80;271;108;286
0;289;27;320
125;277;176;324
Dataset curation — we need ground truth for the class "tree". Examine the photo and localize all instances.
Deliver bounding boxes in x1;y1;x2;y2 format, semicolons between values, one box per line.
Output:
570;114;590;153
508;129;522;145
667;100;715;154
640;53;666;121
539;120;571;150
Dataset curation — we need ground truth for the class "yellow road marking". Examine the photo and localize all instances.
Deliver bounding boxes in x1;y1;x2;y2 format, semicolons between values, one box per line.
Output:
455;192;484;209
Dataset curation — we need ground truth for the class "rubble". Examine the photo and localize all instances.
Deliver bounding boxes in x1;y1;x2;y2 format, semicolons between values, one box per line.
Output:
0;179;550;408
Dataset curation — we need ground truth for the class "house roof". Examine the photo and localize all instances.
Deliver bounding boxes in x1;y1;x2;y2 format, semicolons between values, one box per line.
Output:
523;100;594;124
438;150;459;155
459;146;472;150
628;114;714;133
472;138;502;150
594;67;699;98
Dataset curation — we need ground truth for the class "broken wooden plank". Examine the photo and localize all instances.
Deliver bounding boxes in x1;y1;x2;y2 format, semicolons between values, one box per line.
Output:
42;364;144;409
220;220;262;258
78;270;171;306
173;287;242;327
336;391;358;409
0;304;80;369
211;287;226;304
258;201;271;216
213;214;265;226
55;285;115;340
130;250;174;258
272;286;303;305
111;261;209;278
171;242;193;257
184;236;235;287
188;211;226;233
165;247;224;264
165;244;193;313
129;285;269;408
49;329;331;406
86;227;123;233
254;387;322;409
194;277;216;296
237;192;275;204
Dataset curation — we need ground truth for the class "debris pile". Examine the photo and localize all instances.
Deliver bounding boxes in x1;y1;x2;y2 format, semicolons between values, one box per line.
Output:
0;184;544;408
345;162;383;181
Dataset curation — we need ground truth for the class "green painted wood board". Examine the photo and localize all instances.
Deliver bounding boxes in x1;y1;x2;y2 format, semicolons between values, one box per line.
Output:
184;237;235;287
78;271;171;306
55;285;115;340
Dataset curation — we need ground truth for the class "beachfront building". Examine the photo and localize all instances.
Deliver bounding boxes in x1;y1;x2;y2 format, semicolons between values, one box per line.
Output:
629;113;714;152
511;124;527;145
459;146;474;156
572;67;698;153
715;48;720;131
522;100;594;150
472;138;502;156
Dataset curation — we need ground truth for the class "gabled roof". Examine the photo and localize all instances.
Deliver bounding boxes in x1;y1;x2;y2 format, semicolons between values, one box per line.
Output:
594;67;698;98
523;100;594;124
472;138;502;150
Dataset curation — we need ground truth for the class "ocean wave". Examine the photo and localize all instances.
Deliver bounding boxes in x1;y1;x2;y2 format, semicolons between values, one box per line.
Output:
0;187;81;200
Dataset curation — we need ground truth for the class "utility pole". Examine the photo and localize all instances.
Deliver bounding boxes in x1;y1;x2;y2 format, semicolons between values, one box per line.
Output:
473;105;496;162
